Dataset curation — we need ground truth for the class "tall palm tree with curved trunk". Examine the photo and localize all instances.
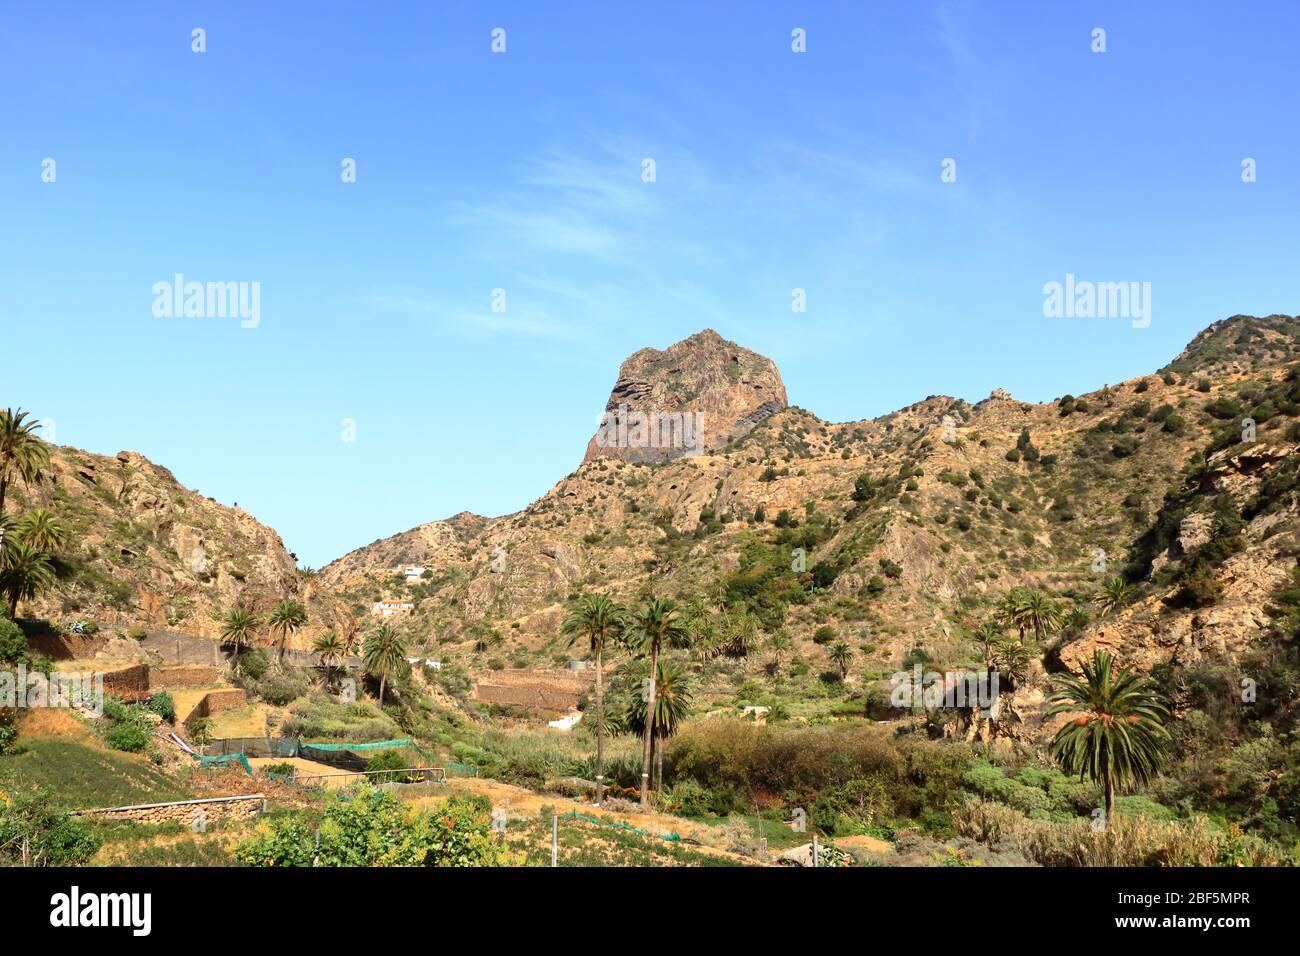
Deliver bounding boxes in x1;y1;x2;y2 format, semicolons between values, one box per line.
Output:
15;509;67;555
220;606;260;666
628;597;686;808
0;408;50;519
0;540;55;617
561;593;626;806
266;599;307;664
1048;649;1170;820
363;624;406;704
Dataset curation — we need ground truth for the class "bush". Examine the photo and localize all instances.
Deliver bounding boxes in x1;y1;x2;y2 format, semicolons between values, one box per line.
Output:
147;691;176;723
0;709;18;755
104;717;150;753
0;782;100;866
237;647;270;680
0;617;30;664
251;669;310;707
236;791;520;867
365;748;413;783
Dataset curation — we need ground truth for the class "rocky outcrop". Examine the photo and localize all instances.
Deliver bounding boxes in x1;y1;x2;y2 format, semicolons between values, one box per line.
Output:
582;329;788;463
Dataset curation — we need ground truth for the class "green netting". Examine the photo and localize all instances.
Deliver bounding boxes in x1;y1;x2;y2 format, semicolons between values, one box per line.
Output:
446;761;479;777
196;753;253;776
300;738;414;751
560;810;680;842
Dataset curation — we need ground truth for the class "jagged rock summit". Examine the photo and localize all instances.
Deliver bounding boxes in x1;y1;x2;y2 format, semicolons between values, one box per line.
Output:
582;329;788;463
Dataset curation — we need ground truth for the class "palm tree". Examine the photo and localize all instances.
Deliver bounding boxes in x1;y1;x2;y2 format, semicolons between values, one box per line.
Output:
266;599;307;664
313;630;344;686
219;606;260;665
991;636;1031;689
0;409;50;518
768;628;792;674
1021;590;1063;642
0;540;55;617
14;509;67;555
1048;650;1170;820
363;624;407;704
561;593;626;806
625;660;693;792
627;597;686;808
973;618;1003;670
828;640;853;680
1000;587;1062;643
1093;577;1134;616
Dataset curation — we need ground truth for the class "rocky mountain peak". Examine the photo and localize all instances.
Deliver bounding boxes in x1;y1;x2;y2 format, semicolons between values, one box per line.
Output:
582;329;788;463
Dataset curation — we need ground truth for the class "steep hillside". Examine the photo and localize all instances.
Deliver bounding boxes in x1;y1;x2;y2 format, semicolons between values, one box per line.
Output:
1;443;313;639
319;315;1300;740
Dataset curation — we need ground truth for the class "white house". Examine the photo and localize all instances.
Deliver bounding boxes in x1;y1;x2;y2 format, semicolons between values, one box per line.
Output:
401;565;427;580
373;600;415;617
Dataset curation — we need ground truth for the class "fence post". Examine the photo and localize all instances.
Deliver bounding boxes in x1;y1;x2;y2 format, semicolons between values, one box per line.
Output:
812;834;819;868
551;814;558;867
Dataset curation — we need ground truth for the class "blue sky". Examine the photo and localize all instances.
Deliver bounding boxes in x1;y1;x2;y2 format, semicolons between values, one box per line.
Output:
2;1;1297;567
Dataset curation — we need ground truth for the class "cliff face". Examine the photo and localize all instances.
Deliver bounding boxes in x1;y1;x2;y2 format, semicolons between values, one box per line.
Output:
581;329;788;463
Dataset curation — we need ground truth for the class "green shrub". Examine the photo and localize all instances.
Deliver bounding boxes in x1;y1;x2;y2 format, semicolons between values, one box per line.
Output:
0;782;100;865
147;691;176;723
238;647;270;680
104;718;150;753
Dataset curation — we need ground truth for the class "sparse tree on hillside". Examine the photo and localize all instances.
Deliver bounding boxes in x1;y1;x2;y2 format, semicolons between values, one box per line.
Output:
14;509;66;556
1093;577;1134;617
828;640;853;680
220;606;260;666
0;409;50;519
0;540;55;618
1048;650;1170;820
1000;587;1062;643
364;624;406;705
627;597;686;809
561;593;627;806
974;618;1003;670
266;599;307;664
768;628;792;674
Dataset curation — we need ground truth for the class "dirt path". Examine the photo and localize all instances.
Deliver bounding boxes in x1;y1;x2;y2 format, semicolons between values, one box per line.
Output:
407;776;766;864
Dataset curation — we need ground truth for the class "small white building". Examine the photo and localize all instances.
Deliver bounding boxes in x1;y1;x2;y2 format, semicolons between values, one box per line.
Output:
373;600;415;617
401;565;427;580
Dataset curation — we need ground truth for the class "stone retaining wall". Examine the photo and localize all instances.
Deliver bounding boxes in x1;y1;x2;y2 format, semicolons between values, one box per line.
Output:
103;663;151;697
185;688;248;727
74;794;265;827
149;665;222;689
